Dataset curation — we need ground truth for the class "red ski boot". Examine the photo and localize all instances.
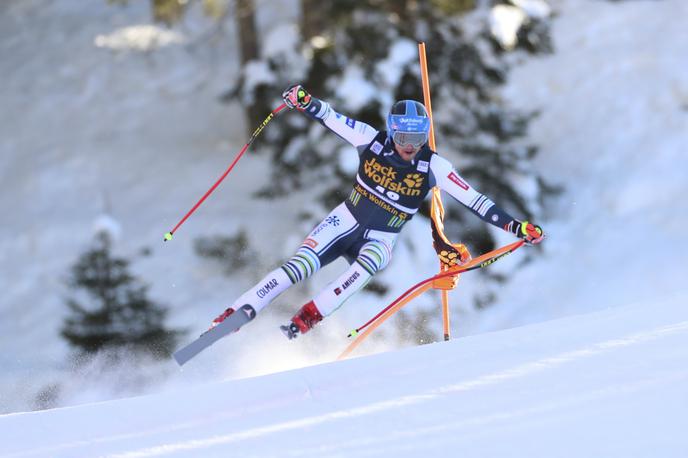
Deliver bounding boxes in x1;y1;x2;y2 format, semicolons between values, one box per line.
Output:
209;307;234;330
280;300;323;340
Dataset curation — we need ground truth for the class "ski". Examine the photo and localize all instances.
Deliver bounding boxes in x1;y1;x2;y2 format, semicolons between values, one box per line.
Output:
173;304;256;366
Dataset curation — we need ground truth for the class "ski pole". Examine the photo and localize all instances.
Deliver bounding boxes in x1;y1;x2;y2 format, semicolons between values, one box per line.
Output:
164;103;288;242
348;240;525;337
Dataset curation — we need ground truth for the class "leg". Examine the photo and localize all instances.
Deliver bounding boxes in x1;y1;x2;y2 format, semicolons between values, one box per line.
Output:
219;266;294;319
283;237;395;338
314;238;394;316
213;203;360;325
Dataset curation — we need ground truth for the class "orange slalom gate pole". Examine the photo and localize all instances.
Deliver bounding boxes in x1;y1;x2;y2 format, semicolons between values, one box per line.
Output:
337;240;525;360
419;42;452;341
337;282;434;361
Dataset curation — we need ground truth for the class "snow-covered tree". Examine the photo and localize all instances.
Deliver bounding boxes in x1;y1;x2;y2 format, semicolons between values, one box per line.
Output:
228;0;560;256
113;0;561;320
61;231;183;359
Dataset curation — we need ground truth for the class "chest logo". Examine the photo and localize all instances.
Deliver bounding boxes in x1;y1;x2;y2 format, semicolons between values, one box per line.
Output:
417;160;429;172
370;141;383;155
363;157;424;197
403;173;424;189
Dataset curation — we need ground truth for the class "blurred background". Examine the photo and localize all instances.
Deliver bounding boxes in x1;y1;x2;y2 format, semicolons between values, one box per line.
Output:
1;0;686;414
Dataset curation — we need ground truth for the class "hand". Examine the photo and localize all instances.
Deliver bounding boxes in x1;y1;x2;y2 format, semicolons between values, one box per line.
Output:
282;84;312;110
433;231;471;268
437;242;471;267
432;240;470;290
518;220;545;245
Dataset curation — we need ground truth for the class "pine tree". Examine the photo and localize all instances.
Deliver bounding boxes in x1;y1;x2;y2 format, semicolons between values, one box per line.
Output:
112;3;560;246
109;0;562;315
226;1;561;254
61;232;183;359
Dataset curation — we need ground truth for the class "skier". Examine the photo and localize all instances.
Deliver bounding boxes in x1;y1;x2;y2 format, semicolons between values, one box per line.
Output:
211;84;545;339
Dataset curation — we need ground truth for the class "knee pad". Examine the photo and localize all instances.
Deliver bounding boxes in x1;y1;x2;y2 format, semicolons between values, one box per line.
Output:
356;240;393;275
281;246;322;284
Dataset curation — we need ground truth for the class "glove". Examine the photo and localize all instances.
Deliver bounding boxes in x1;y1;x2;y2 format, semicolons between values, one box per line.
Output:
437;242;471;268
282;84;312;110
432;242;471;290
517;220;545;245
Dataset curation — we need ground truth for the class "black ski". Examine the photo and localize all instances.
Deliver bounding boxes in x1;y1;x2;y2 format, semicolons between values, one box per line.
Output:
173;305;256;366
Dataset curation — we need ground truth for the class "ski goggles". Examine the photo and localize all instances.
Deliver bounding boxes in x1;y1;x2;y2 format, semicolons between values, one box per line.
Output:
392;131;428;148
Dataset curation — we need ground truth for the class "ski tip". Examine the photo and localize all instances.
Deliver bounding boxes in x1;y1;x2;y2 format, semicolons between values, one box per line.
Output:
164;232;173;242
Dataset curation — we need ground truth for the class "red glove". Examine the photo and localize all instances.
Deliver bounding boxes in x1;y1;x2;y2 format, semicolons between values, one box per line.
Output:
518;220;545;245
282;84;312;110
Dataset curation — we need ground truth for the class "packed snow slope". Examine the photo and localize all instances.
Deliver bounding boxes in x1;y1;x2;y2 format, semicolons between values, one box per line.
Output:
2;295;687;458
2;0;688;414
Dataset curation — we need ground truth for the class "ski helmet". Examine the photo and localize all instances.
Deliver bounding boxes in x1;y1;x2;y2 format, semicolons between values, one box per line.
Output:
386;100;430;148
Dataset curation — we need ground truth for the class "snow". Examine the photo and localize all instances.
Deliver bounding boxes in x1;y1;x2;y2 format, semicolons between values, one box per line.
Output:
241;60;277;96
334;65;378;112
1;296;687;457
375;38;418;90
337;145;360;175
92;213;123;242
485;0;688;332
262;23;309;82
2;0;688;425
262;23;300;59
511;0;552;19
94;25;186;51
490;0;552;49
490;5;528;50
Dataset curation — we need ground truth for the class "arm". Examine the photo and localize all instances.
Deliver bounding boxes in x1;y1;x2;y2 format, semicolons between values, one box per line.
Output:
283;84;377;150
430;155;545;243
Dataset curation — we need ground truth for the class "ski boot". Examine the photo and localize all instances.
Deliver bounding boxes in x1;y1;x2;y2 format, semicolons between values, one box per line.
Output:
280;300;323;340
205;304;256;335
209;307;235;330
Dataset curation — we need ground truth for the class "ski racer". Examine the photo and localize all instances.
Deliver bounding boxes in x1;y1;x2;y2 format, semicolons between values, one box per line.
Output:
211;84;545;339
